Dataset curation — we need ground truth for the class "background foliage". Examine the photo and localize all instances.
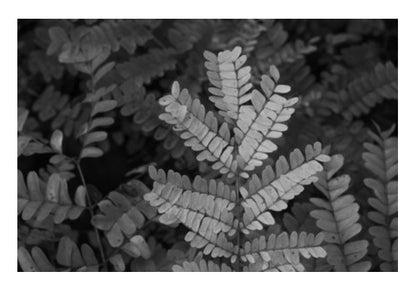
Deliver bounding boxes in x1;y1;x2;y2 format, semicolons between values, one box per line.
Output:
17;19;397;272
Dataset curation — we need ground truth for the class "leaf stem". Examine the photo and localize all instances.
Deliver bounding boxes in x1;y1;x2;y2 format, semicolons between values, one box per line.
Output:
75;160;108;271
235;168;241;272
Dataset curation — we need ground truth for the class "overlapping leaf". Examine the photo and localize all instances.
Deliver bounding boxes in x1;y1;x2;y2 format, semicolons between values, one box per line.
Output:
120;234;152;259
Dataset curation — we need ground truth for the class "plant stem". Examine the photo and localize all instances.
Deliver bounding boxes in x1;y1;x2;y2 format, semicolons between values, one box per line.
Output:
235;168;241;272
75;160;108;271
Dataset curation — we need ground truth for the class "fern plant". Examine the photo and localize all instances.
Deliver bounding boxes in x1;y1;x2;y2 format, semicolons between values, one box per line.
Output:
18;19;398;273
323;62;398;121
144;46;331;271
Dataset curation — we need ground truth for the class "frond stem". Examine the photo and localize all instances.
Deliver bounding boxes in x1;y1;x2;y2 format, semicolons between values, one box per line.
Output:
75;160;108;271
235;167;241;272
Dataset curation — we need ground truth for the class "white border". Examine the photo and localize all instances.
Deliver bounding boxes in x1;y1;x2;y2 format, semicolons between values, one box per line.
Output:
2;1;412;289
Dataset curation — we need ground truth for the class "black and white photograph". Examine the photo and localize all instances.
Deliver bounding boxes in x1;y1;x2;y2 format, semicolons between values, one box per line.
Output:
3;0;413;287
16;17;398;273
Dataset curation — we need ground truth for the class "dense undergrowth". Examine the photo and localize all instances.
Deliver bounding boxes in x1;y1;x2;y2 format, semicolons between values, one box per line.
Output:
18;19;397;272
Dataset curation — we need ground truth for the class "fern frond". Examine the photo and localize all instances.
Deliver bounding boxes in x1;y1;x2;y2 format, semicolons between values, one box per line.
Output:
95;19;156;54
255;22;317;65
146;167;236;222
48;20;159;58
18;171;86;223
32;86;70;122
158;82;237;177
310;154;371;271
243;257;305;272
278;59;316;97
115;85;187;159
235;65;297;174
18;236;99;272
347;19;386;36
34;91;84;138
118;88;160;134
272;39;317;66
326;62;397;121
116;48;177;86
214;20;266;55
44;151;76;180
168;20;211;53
19;137;53;157
340;42;380;71
240;142;330;233
77;81;117;159
241;231;326;267
363;125;397;271
28;50;65;82
172;259;233;272
147;166;237;205
91;191;146;247
183;231;237;261
204;46;253;122
32;64;116;146
145;166;238;260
